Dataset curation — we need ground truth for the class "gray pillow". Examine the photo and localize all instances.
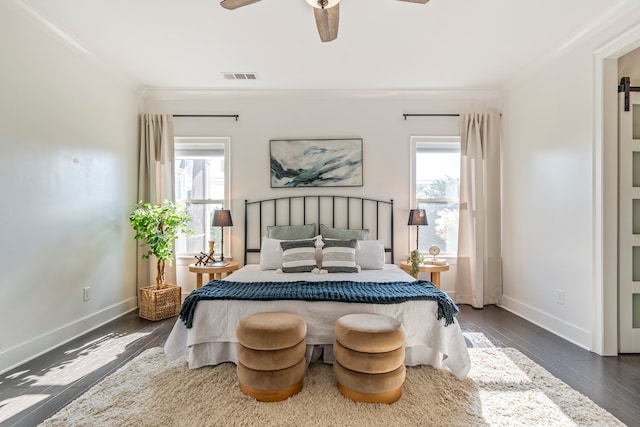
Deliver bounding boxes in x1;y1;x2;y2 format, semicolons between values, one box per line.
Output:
280;240;317;273
321;239;360;273
320;224;369;240
267;223;317;240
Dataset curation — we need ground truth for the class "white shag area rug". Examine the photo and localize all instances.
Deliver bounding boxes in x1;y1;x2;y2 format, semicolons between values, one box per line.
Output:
40;347;624;427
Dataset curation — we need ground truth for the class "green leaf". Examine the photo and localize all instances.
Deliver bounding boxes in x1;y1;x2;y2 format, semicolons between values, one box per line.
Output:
129;200;195;281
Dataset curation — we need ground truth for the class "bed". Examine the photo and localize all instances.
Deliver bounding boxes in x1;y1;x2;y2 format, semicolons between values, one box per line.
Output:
164;195;471;379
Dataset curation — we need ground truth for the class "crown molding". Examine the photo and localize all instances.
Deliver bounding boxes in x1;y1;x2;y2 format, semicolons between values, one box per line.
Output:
502;0;640;90
142;87;501;101
10;0;143;95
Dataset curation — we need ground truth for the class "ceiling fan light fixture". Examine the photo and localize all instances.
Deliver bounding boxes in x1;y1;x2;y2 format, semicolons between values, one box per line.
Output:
305;0;339;9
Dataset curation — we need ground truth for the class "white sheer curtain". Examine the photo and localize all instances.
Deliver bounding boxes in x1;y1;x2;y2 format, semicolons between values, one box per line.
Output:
454;113;502;308
136;114;176;289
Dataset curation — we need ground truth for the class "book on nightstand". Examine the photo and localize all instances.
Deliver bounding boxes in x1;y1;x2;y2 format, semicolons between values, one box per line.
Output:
423;258;448;266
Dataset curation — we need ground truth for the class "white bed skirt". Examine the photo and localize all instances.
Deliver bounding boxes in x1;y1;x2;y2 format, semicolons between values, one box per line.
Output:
179;341;465;374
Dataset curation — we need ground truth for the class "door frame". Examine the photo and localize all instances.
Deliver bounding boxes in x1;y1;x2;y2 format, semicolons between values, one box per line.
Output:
594;23;640;355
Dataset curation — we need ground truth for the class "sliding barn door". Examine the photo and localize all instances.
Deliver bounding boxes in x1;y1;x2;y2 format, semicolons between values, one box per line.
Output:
618;91;640;353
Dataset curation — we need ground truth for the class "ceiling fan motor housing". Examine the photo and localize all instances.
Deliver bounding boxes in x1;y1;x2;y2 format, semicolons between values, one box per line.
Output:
306;0;339;9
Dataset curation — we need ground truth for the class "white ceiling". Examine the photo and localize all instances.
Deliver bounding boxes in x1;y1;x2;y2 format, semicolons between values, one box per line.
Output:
17;0;627;92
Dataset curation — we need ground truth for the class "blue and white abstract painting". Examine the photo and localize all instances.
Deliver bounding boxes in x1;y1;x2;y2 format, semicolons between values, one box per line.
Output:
270;138;363;188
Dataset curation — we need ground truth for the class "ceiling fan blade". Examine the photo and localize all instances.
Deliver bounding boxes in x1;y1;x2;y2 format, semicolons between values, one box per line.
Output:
314;3;339;42
220;0;261;10
397;0;430;3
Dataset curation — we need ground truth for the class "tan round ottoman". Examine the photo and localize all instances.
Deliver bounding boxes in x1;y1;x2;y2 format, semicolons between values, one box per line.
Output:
236;311;307;402
333;313;406;404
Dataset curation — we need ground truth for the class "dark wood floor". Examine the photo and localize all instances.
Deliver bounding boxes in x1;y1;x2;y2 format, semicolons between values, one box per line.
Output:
1;305;639;426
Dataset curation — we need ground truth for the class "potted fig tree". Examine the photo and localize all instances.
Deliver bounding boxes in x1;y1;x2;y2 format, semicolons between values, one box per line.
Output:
130;200;193;321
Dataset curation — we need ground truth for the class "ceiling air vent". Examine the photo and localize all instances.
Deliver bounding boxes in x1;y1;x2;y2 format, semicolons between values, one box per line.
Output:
223;72;258;80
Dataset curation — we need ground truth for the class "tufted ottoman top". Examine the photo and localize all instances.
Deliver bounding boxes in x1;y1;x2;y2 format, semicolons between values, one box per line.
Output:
335;313;405;353
237;311;307;351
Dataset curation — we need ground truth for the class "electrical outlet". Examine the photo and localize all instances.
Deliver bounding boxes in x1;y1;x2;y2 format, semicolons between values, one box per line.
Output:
556;289;565;305
83;287;90;302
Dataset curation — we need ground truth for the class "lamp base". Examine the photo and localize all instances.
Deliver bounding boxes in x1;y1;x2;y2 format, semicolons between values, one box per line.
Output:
208;260;229;267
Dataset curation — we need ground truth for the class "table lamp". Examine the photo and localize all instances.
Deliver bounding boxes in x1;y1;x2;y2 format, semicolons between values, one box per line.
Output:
212;209;233;265
407;208;428;251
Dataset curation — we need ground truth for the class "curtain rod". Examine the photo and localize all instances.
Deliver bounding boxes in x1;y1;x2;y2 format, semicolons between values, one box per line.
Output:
173;114;239;121
402;113;502;120
403;113;459;120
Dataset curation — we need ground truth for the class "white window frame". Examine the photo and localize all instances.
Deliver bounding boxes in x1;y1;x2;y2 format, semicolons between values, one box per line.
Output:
174;136;231;258
410;135;461;257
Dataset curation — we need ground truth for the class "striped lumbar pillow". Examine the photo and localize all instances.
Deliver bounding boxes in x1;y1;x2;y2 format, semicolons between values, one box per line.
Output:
279;240;318;273
321;239;360;273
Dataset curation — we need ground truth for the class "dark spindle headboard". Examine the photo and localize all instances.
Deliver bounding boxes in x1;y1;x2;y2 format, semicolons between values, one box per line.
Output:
244;195;394;265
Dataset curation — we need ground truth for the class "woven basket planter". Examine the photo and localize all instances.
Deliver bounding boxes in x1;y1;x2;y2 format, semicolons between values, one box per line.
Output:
139;284;181;321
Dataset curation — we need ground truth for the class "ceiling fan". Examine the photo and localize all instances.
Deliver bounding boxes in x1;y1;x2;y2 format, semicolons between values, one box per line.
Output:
219;0;430;42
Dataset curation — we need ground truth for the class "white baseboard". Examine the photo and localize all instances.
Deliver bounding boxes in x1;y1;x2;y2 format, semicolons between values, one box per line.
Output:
499;295;591;351
0;297;138;375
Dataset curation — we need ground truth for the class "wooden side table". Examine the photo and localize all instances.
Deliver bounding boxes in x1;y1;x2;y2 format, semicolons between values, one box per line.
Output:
188;261;240;288
399;261;450;288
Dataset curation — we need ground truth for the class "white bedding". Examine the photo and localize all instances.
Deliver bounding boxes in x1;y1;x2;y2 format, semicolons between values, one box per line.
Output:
164;264;471;379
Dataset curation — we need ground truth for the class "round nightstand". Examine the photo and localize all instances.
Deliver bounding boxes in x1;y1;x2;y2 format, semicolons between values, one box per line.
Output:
399;261;450;288
188;261;239;288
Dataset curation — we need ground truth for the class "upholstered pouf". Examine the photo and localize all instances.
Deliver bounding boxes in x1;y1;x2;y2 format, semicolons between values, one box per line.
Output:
236;311;307;402
333;313;406;404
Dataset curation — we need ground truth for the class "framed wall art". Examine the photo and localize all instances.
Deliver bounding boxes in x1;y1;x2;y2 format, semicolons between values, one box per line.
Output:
270;138;363;188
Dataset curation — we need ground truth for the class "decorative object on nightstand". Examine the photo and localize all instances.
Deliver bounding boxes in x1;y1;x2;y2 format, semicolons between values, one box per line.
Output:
428;244;440;258
129;201;194;321
407;208;428;251
194;241;215;266
407;249;423;278
424;244;447;266
211;209;233;266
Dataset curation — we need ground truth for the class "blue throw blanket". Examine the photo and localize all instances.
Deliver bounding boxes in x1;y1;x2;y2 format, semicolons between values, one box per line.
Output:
179;280;459;329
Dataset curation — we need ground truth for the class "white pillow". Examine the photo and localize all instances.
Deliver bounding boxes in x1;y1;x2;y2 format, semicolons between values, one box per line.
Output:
355;240;385;270
260;235;322;270
259;236;283;270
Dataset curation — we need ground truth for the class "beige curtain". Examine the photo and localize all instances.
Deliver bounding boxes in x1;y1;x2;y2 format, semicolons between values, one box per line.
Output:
136;114;176;289
454;113;502;308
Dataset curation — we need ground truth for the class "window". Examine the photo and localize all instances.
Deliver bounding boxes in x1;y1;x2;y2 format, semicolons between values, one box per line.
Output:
174;137;230;257
411;136;460;255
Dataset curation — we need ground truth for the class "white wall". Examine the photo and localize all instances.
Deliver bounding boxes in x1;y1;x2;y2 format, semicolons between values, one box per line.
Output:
501;5;640;350
618;46;640;81
145;91;500;296
0;2;141;373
